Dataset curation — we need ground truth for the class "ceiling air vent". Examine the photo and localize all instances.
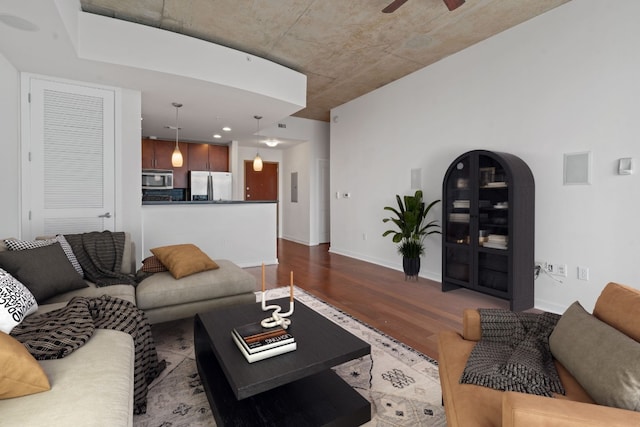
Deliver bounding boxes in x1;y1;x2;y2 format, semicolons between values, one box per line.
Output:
278;123;286;128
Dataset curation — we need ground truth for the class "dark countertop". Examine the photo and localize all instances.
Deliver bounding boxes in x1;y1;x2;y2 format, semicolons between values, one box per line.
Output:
142;200;277;205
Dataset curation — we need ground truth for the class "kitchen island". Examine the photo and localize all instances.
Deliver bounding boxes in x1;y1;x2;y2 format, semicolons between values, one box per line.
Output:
142;201;277;267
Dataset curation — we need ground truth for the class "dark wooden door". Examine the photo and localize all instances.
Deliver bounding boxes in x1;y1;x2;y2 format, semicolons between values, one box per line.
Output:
245;161;278;201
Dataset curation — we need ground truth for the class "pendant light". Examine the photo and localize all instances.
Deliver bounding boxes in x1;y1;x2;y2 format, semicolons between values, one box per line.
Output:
253;115;263;172
169;102;183;167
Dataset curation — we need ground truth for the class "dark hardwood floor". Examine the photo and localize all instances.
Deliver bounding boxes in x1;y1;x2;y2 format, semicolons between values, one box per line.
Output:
245;239;509;360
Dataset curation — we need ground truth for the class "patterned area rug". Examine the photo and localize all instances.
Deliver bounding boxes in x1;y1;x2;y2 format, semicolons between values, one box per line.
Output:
134;287;446;427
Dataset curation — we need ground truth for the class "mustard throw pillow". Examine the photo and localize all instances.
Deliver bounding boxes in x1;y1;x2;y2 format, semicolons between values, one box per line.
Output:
0;332;51;399
150;244;219;279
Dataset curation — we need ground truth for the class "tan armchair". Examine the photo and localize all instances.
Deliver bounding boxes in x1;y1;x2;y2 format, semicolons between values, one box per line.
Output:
438;282;640;426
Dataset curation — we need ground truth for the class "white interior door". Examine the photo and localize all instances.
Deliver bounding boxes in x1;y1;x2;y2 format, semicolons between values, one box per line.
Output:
318;158;330;243
23;77;115;238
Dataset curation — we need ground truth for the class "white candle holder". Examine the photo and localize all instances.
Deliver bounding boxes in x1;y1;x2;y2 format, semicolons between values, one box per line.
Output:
260;291;294;329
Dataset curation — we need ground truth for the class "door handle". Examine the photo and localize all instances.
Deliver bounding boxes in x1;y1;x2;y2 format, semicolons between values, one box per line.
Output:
98;212;112;218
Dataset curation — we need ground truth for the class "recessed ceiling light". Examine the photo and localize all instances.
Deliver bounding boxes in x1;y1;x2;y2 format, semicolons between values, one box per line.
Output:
264;139;280;147
222;126;231;132
213;134;221;139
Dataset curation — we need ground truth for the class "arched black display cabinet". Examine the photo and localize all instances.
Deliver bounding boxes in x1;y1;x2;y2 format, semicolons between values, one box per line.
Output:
441;150;535;311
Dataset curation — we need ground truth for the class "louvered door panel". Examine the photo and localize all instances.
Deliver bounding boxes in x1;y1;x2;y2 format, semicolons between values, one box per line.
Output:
25;77;115;238
43;89;104;209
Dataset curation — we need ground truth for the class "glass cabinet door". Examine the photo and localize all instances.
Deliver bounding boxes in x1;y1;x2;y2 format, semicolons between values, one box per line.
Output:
477;154;509;293
443;156;472;286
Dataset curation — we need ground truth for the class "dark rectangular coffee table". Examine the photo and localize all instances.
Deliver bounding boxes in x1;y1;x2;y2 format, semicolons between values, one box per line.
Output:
194;297;371;426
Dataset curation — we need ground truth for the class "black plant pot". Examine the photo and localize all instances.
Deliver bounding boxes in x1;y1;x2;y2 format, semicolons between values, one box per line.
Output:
402;257;421;281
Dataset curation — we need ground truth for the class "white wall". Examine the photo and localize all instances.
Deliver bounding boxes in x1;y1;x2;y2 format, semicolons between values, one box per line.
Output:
279;117;330;245
117;88;143;263
233;116;330;244
0;62;325;264
0;64;145;264
142;203;277;267
283;143;311;244
0;53;20;238
330;0;640;313
308;120;331;245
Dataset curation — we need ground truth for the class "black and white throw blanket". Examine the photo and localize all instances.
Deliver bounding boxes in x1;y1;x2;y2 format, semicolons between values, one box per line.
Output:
11;295;165;414
64;231;137;287
459;309;565;397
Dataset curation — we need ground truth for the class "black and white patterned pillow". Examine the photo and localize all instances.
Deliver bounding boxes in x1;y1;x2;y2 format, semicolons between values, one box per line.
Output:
0;268;38;334
54;235;84;277
4;237;55;251
4;236;84;277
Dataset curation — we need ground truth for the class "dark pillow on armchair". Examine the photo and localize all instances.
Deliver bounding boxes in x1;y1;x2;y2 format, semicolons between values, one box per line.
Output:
0;243;87;303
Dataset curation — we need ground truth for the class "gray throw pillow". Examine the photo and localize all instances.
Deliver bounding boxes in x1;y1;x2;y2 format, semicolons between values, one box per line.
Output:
0;243;88;303
549;301;640;411
4;235;84;277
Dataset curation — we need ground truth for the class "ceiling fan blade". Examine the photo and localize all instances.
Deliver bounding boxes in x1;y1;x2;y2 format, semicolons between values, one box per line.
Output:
443;0;465;11
382;0;408;13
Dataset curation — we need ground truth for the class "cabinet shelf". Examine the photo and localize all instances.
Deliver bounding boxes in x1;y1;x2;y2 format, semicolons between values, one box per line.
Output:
476;286;509;299
445;241;469;247
478;246;509;254
441;150;535;311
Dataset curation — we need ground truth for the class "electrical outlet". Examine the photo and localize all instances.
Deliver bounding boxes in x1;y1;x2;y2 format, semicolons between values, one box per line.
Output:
544;262;567;277
556;264;567;277
545;262;554;274
578;266;590;281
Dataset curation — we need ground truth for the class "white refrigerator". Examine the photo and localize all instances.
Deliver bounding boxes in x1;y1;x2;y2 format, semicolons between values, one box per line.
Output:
189;171;232;201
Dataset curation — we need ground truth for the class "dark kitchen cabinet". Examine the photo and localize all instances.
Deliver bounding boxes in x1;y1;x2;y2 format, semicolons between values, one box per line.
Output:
141;138;189;188
187;143;229;172
142;138;176;170
141;138;155;169
441;150;535;311
142;139;229;188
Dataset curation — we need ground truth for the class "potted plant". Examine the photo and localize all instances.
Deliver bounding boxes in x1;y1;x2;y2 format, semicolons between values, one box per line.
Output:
382;190;441;280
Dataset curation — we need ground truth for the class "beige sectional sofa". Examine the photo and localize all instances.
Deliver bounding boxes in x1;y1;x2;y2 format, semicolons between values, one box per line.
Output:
136;259;258;324
0;233;256;426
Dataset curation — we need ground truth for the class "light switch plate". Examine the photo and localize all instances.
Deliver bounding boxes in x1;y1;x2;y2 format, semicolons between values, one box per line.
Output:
618;157;633;175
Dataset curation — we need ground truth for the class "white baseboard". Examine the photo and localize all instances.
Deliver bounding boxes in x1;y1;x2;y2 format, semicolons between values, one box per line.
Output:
327;246;441;283
237;258;279;268
533;299;566;315
281;235;311;246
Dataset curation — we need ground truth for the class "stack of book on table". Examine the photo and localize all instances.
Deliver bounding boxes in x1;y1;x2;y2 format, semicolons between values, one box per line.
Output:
231;322;296;363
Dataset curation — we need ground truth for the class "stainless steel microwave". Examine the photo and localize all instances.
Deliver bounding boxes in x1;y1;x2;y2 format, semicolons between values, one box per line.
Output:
142;169;173;189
